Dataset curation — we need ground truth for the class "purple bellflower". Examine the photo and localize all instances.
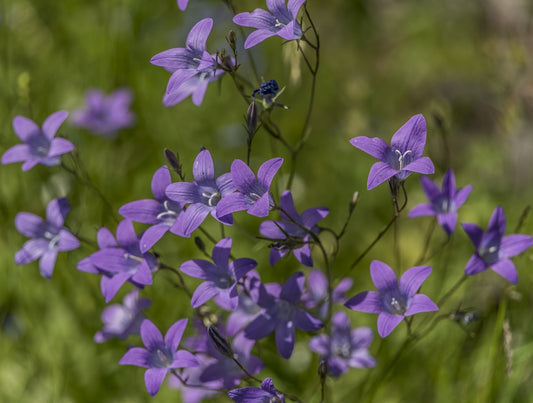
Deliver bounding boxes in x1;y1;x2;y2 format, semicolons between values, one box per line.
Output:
84;219;158;302
94;289;152;343
244;272;323;359
233;0;307;49
409;168;473;235
2;111;73;171
302;269;353;320
150;18;223;106
71;88;135;136
177;0;189;11
309;311;376;376
462;206;533;284
165;149;235;237
119;319;199;396
14;197;80;279
259;190;329;267
350;114;435;190
216;158;283;218
180;238;257;310
229;377;285;403
345;260;438;337
119;165;183;252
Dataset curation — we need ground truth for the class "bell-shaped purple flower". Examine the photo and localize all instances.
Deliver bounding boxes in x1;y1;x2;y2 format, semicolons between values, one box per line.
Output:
350;114;435;190
345;260;438;338
462;206;533;284
216;158;283;218
165;149;235;237
259;190;329;267
2;111;74;171
150;18;223;106
119;165;183;252
94;289;152;343
83;219;158;302
244;272;323;359
14;197;80;278
119;319;199;396
409;168;473;235
309;311;376;377
71;88;135;137
180;238;257;311
233;0;307;49
229;377;285;403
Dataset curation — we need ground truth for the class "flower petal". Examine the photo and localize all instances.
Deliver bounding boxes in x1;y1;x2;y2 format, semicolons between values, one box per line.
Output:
12;115;40;142
403;156;435;175
216;193;249;217
294;308;323;331
192;149;215;185
376;312;403;337
437;212;457;235
491;258;518;283
258;158;283;190
186;18;213;51
399;265;432;297
275;321;295;359
191;281;219;308
405;294;438;315
46;198;70;228
15;212;46;238
462;223;485;249
15;239;48;264
175;203;211;237
499;234;533;259
119;347;150;367
39;250;58;278
280;272;304;304
367;161;397;190
464;253;487;275
454;184;473;209
1;144;32;165
344;291;382;313
390;114;427;158
408;203;435;218
151;166;171;201
145;367;168;396
42;111;68;140
247;193;271;217
119;200;161;224
370;260;398;292
141;319;164;350
139;225;170;253
165;318;188;351
244;28;278;49
48;138;74;157
419;175;441;203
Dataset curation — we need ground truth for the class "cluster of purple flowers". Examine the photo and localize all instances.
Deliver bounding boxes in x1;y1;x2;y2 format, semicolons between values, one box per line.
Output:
3;1;533;402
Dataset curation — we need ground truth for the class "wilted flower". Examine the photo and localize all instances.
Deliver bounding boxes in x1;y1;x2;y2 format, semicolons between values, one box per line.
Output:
350;114;434;190
119;319;199;396
345;260;438;337
2;111;73;171
14;197;80;278
462;206;533;283
409;168;472;235
71;88;135;137
233;0;307;49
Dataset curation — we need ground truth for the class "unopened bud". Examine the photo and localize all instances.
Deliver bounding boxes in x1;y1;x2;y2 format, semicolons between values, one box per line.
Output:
246;101;258;135
207;325;233;357
164;148;182;176
349;191;359;213
227;30;236;51
318;359;328;379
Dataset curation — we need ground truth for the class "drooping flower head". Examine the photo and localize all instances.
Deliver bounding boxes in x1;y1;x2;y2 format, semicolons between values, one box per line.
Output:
165;149;235;237
409;168;473;235
462;206;533;284
82;219;158;302
345;260;438;337
244;272;323;358
180;237;257;311
119;165;183;252
94;289;152;343
150;18;223;106
233;0;307;49
259;190;329;267
119;319;199;396
350;114;435;190
229;377;285;403
216;158;283;218
71;88;135;136
14;197;80;278
309;311;376;377
2;111;74;171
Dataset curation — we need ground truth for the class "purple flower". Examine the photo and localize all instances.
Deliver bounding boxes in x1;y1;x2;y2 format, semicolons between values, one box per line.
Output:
409;169;473;235
119;319;199;396
350;114;435;190
216;158;283;218
177;0;189;11
165;149;235;237
229;377;285;403
71;88;135;136
2;111;73;171
462;206;533;284
85;219;158;302
345;260;438;338
119;165;183;252
94;289;151;343
259;190;329;267
233;0;306;49
14;197;80;279
244;272;323;359
180;238;257;311
309;311;376;377
150;18;223;106
168;355;222;403
302;269;353;320
226;271;264;336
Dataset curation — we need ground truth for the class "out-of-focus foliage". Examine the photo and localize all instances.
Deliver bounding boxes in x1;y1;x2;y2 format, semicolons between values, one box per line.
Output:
1;0;532;402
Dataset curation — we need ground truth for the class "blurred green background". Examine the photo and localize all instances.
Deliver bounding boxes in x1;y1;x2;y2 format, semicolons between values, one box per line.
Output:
1;0;533;402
